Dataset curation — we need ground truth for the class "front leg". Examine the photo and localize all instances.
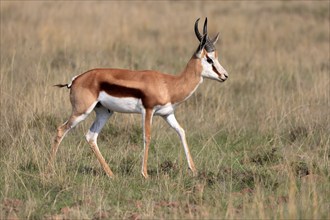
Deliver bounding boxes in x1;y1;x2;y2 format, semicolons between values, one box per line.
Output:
163;114;197;175
141;108;154;179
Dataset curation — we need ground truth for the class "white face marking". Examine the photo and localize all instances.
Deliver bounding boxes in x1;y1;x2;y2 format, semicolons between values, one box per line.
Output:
201;51;228;82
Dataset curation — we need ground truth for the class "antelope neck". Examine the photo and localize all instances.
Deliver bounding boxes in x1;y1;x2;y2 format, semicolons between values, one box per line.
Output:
170;56;203;104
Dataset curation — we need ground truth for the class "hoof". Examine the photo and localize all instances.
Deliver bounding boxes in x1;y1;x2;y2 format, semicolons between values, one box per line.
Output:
106;173;115;178
104;169;115;178
189;167;198;177
141;171;149;179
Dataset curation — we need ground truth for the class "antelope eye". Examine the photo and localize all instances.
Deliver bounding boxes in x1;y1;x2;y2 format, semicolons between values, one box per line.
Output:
206;57;213;64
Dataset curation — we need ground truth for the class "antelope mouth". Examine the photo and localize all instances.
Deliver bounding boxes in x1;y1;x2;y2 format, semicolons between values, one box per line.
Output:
218;78;226;82
212;66;227;82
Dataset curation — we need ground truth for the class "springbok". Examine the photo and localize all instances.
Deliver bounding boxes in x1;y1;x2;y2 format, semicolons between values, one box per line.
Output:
49;18;228;178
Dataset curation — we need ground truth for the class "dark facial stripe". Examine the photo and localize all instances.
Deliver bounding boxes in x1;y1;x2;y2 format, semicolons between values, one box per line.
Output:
205;54;220;76
212;65;221;76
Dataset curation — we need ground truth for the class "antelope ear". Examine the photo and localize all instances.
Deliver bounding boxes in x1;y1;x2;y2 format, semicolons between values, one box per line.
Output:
211;32;220;44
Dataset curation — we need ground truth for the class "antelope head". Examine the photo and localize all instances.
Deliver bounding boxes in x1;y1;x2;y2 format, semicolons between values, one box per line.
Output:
195;18;228;82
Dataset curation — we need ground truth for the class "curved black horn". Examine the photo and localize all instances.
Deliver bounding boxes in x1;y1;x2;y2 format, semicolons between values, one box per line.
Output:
195;17;217;52
203;17;208;35
194;18;202;41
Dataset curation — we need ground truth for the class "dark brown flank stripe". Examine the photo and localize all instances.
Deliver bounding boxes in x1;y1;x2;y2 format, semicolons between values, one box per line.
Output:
99;83;143;99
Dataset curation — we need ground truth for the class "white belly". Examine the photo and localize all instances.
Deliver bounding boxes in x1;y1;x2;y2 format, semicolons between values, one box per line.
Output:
98;91;175;116
98;91;143;113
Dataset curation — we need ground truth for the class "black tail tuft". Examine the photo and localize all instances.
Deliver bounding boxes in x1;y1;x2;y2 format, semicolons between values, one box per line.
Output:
54;84;70;88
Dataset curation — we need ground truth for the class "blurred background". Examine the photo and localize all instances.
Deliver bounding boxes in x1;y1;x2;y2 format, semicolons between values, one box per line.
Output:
1;1;328;131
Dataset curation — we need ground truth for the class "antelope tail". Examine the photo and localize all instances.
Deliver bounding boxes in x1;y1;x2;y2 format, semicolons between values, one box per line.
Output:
53;83;71;89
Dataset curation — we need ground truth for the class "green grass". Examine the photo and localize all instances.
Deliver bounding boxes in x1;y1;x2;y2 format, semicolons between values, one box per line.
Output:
1;121;329;218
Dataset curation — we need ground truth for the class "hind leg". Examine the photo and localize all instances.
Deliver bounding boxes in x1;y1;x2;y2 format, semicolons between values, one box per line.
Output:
85;104;114;177
48;102;98;171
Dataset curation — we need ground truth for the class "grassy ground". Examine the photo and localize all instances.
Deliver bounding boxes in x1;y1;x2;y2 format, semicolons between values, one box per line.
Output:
1;1;329;219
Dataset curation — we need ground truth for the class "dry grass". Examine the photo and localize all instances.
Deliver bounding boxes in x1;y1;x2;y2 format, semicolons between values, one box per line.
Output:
1;1;329;219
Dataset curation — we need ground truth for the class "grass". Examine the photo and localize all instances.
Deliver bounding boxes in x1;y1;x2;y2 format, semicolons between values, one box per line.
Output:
1;1;329;219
